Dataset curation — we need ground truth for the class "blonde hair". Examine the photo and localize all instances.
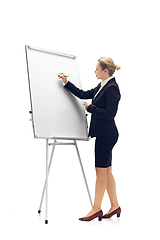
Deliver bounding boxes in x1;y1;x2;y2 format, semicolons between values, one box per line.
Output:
98;57;121;76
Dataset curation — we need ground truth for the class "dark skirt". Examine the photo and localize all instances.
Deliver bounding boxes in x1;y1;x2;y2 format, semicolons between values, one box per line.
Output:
95;135;118;168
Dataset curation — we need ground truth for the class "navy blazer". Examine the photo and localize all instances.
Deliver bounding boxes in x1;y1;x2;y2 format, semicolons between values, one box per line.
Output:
64;77;121;137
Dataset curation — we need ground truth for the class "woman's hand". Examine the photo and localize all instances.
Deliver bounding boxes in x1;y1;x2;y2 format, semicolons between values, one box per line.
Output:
58;73;68;84
83;102;90;110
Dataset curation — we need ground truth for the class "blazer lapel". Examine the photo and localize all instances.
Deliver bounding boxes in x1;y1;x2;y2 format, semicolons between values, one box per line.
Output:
92;83;101;99
93;78;115;101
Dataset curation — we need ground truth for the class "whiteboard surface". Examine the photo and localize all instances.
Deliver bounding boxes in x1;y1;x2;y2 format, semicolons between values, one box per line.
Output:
25;46;88;140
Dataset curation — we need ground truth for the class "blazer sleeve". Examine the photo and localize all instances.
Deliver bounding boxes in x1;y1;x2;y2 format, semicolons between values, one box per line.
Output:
64;81;98;99
87;85;120;120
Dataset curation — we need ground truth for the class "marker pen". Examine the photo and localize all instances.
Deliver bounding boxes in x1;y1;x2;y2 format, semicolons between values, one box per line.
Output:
57;74;69;77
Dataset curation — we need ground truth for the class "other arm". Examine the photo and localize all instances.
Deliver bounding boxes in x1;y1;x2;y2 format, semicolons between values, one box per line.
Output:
87;85;121;120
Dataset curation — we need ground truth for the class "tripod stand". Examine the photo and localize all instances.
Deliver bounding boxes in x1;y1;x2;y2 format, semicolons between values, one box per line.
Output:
38;139;93;224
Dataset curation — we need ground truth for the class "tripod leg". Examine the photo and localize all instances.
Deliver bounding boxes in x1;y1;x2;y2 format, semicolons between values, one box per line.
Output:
74;140;93;207
38;139;56;218
45;139;49;224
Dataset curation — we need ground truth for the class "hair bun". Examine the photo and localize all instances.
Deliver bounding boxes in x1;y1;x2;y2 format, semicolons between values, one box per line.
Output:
115;65;121;71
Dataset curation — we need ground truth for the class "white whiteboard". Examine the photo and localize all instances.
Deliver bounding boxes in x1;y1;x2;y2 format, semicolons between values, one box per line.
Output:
25;46;88;140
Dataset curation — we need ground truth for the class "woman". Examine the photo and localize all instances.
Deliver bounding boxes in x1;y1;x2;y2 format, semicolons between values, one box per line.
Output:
58;57;121;221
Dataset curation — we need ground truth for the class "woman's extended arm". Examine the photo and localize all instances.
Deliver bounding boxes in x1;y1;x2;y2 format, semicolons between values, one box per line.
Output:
58;73;99;99
64;81;97;99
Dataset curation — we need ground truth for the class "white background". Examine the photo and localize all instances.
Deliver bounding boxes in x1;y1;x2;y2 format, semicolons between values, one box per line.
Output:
1;0;160;239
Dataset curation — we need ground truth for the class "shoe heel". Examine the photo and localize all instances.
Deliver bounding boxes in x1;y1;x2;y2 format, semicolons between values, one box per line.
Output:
98;216;103;221
117;213;121;218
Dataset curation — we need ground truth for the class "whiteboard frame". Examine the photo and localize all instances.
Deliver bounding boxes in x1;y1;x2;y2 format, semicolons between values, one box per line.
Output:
25;45;89;141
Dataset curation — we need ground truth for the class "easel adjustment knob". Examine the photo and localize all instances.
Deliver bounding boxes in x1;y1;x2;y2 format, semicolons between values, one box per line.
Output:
29;111;32;120
29;111;33;127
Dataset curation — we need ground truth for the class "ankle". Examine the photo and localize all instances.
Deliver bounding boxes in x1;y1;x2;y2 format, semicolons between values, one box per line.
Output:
111;204;119;209
92;205;101;212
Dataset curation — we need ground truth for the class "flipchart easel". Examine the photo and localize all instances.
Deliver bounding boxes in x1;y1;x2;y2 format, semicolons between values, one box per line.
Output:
26;46;93;224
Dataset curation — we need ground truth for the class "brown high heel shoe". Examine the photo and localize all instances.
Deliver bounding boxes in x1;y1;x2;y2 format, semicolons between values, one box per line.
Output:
79;210;103;221
102;207;121;219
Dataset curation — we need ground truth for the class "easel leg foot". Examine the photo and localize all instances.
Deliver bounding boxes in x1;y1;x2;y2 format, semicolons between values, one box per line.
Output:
45;220;48;224
38;210;41;214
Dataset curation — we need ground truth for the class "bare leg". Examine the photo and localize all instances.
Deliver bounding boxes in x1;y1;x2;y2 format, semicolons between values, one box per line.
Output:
106;166;119;214
85;167;107;217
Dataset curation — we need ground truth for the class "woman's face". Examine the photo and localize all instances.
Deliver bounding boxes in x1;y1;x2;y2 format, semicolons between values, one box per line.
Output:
95;62;104;80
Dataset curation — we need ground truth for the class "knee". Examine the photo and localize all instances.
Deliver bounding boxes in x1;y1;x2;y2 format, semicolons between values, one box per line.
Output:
95;167;107;177
106;166;112;175
106;166;114;180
